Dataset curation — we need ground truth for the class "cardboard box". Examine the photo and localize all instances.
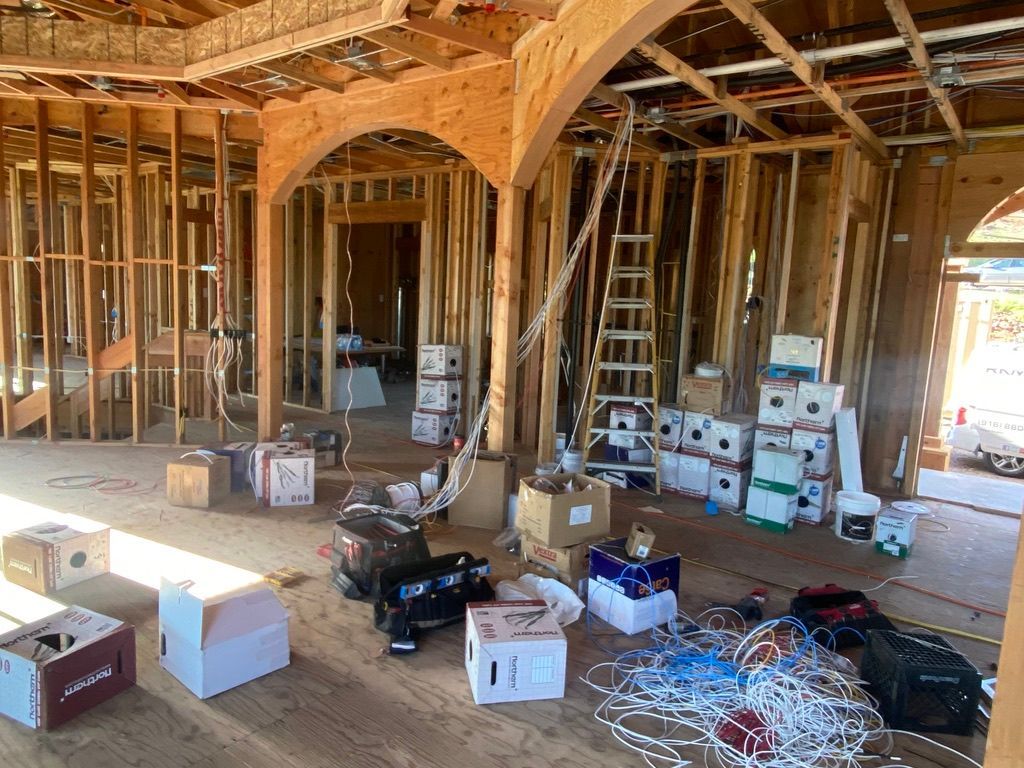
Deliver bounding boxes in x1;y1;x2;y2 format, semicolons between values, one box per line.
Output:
520;534;592;575
416;376;461;414
517;560;588;598
608;404;654;449
790;428;836;478
658;450;680;490
676;452;711;499
159;578;290;699
709;461;751;511
302;430;344;468
588;579;678;635
200;442;254;492
751;446;806;495
465;601;566;705
680;375;729;415
448;451;517;530
757;377;799;428
657;404;684;449
680;411;713;454
626;523;656;560
875;508;917;558
589;538;680;601
754;426;792;452
2;522;110;595
411;410;457;446
0;606;135;730
745;486;797;534
261;449;316;507
770;335;823;370
167;454;231;509
796;473;834;525
419;344;463;378
794;382;845;430
709;414;756;464
250;441;309;500
515;473;611;548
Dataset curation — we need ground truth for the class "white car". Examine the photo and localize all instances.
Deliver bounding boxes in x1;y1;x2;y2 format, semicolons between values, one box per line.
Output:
946;342;1024;478
961;257;1024;285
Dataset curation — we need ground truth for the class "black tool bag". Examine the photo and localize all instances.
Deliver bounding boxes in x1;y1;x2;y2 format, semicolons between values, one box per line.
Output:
329;512;430;600
373;551;493;653
790;584;896;649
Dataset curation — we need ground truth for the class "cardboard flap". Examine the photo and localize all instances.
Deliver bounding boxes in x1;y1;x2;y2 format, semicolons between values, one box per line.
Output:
159;577;286;648
0;606;122;662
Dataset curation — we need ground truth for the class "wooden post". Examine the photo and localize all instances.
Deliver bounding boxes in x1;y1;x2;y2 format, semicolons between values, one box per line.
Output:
170;111;187;444
11;169;32;397
125;108;146;442
520;165;551;449
676;157;706;392
985;532;1024;767
487;183;525;452
80;104;104;441
816;142;855;380
321;183;338;413
0;105;13;438
283;196;295;403
302;187;314;408
35;100;58;438
256;197;285;440
417;176;440;346
775;150;800;333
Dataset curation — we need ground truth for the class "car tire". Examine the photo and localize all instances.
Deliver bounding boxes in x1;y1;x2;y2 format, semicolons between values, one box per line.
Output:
983;451;1024;478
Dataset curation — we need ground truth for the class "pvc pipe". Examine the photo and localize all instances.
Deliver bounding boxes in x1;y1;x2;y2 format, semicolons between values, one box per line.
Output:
610;15;1024;93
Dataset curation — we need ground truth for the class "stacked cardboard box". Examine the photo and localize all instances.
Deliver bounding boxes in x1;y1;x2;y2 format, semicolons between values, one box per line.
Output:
746;447;806;533
708;413;756;511
587;538;680;635
412;344;462;445
768;334;823;381
792;380;843;525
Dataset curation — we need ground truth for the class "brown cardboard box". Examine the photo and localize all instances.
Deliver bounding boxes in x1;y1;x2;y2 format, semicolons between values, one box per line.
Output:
0;606;136;730
626;522;657;560
520;534;594;575
517;560;589;598
167;455;231;509
681;375;729;415
448;451;517;530
2;522;110;595
515;473;611;547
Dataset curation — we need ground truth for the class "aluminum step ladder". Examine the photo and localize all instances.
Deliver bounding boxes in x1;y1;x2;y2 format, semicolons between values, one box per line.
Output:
582;233;661;494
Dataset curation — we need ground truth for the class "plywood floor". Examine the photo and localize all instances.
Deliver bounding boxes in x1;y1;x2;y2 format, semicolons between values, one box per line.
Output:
0;387;1013;768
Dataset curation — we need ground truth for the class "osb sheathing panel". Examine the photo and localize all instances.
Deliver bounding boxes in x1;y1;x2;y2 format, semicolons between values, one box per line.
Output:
107;26;136;63
234;4;274;48
206;17;228;58
309;0;330;27
54;21;108;62
223;12;243;52
138;28;185;66
186;25;213;65
25;18;54;57
0;18;29;56
330;0;376;19
273;0;309;37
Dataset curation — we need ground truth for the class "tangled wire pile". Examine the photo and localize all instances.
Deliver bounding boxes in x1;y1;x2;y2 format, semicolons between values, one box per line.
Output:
583;613;969;768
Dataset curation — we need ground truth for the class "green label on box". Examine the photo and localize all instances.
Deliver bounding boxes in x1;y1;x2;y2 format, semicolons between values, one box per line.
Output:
745;514;793;534
751;477;800;496
876;541;910;559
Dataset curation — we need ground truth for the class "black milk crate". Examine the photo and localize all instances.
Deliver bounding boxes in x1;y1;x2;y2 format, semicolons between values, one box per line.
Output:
860;630;982;735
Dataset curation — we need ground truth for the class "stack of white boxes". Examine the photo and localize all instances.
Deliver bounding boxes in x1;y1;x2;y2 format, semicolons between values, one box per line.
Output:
708;414;756;511
792;380;843;525
747;446;805;533
412;344;462;446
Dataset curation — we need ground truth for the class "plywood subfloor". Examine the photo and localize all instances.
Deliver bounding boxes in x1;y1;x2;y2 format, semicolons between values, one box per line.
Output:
0;389;1013;767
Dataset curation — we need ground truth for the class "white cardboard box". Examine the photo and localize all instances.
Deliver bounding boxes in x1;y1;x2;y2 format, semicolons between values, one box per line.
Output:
745;486;798;533
159;578;290;700
587;579;677;635
710;462;751;510
709;414;756;464
757;377;799;427
464;600;566;705
658;451;680;490
250;441;308;500
608;404;653;449
676;452;711;498
681;411;713;454
416;377;461;414
261;449;316;507
770;335;823;368
657;405;684;449
411;410;457;446
754;426;792;452
752;447;806;495
797;474;834;525
791;428;836;478
794;382;845;430
419;345;463;378
875;508;917;558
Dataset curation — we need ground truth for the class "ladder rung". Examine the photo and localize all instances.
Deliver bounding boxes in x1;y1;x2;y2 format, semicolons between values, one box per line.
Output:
611;267;652;279
599;362;655;373
588;428;656;438
612;234;655;243
602;330;652;341
593;395;656;404
608;299;651;310
586;460;658;473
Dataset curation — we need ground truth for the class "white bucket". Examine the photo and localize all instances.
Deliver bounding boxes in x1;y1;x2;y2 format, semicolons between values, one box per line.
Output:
561;449;584;474
386;482;422;513
834;490;881;542
535;462;558;476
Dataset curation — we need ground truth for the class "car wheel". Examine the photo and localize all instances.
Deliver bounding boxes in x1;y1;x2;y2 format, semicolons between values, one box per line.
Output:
983;452;1024;478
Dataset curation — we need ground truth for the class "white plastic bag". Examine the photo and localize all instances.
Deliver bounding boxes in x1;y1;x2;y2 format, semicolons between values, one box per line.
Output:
495;573;584;626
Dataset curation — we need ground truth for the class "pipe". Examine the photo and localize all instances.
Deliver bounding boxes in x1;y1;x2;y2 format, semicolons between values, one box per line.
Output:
609;15;1024;93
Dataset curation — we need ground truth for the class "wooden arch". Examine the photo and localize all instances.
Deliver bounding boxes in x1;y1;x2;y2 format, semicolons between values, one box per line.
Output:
949;151;1024;257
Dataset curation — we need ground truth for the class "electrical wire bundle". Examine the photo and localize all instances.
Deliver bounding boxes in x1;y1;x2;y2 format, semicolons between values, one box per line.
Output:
583;612;981;768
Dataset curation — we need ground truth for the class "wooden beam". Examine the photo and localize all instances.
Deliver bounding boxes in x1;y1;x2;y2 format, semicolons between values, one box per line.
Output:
459;0;558;19
0;104;13;438
882;0;968;151
125;107;146;441
257;61;347;95
719;0;888;160
326;55;396;83
199;79;263;110
160;82;192;107
127;0;212;25
361;28;453;71
326;198;427;224
634;39;786;141
591;82;713;149
429;0;459;19
402;14;512;59
574;107;663;153
27;72;77;98
487;183;524;452
816;143;855;379
256;199;285;439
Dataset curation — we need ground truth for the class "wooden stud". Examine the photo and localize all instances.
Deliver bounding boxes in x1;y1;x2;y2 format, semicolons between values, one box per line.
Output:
35;100;58;438
12;169;33;398
256;199;285;439
817;142;855;379
80;103;104;441
302;186;314;408
774;150;800;333
125;107;146;442
321;182;337;414
170;110;187;444
0;105;13;438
